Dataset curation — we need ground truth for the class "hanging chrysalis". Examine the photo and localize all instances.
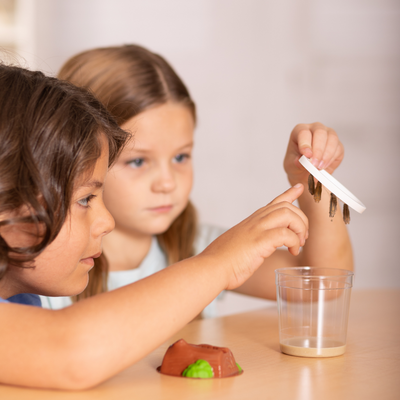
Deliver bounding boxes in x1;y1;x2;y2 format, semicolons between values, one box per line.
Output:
308;173;315;196
299;156;365;225
307;173;343;222
343;203;350;224
329;193;338;218
314;181;322;203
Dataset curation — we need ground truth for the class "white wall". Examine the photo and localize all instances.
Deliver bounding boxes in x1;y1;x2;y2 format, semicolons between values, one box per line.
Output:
8;0;400;291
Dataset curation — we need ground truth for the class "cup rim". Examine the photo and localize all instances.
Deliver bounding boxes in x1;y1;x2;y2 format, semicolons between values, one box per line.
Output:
275;266;354;278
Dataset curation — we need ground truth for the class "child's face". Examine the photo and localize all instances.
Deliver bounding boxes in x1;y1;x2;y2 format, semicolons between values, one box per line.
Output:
103;102;194;237
1;138;114;297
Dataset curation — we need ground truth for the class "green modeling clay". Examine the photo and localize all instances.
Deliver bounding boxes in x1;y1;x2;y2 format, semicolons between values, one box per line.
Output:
182;359;214;378
236;362;242;372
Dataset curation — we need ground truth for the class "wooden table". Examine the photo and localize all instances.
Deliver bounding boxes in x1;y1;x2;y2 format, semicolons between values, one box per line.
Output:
1;290;399;399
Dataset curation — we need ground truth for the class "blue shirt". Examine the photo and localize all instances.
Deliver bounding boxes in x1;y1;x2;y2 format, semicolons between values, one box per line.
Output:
0;294;42;307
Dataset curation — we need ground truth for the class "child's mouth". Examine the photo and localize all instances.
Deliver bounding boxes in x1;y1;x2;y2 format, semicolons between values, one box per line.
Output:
80;252;102;266
149;205;173;213
80;257;94;266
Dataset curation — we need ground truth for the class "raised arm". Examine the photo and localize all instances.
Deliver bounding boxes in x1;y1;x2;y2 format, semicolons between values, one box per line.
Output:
235;123;353;300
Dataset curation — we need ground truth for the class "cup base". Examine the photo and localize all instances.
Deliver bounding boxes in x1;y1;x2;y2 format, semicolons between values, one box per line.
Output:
280;337;346;358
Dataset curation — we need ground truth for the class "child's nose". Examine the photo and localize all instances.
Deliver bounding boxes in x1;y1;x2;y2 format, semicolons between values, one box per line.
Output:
151;165;176;193
93;203;115;238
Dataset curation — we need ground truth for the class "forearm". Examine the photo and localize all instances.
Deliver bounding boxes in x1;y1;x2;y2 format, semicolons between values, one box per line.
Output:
68;253;227;386
293;176;353;271
0;254;227;390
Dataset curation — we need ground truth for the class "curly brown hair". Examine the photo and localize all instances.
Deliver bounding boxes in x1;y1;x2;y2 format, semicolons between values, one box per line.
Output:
0;63;128;281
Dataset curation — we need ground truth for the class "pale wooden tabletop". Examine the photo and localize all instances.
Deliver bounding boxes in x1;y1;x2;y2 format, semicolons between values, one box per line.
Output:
1;289;399;400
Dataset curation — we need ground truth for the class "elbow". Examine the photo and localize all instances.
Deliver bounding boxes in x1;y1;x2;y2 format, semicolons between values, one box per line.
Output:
48;333;112;390
57;368;105;391
55;348;111;390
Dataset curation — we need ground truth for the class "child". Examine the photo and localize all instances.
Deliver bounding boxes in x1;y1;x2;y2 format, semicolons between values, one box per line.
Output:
0;63;309;389
41;45;352;311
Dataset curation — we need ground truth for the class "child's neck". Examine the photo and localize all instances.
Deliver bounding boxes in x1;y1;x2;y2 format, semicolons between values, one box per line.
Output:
0;275;25;299
102;229;153;272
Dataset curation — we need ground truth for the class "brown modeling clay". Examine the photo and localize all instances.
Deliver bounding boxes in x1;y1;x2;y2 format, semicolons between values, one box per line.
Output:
158;339;243;378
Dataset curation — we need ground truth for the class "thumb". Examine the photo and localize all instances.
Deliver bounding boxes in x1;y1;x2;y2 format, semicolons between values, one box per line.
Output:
269;183;304;206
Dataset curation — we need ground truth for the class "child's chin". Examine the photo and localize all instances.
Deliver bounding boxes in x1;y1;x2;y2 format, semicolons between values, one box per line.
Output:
67;277;90;297
151;224;174;236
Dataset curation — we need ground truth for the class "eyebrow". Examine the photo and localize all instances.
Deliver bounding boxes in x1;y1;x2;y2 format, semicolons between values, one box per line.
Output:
82;180;103;189
133;141;195;153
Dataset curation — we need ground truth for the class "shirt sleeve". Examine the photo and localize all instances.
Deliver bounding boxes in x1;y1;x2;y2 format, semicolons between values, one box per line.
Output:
6;293;42;307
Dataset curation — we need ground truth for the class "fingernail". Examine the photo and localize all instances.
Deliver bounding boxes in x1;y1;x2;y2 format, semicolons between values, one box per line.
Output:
312;158;319;167
294;183;302;189
318;160;325;169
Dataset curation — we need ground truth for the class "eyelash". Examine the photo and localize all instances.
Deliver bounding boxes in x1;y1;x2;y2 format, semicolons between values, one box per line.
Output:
77;194;96;208
127;158;144;168
127;153;190;168
173;153;190;163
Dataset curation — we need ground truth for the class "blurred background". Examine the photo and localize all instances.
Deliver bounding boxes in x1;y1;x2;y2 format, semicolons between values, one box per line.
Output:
1;0;399;314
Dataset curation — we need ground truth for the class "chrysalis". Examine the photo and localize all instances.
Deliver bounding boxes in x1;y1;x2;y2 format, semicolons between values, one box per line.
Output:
329;193;337;218
306;174;351;224
314;181;322;203
308;174;315;195
343;203;350;224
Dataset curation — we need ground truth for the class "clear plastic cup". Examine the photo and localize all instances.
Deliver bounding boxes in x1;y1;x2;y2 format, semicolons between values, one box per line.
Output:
275;267;354;357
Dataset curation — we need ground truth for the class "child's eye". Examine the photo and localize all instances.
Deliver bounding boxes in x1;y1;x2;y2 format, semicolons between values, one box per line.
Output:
173;153;190;163
127;158;145;168
77;194;96;208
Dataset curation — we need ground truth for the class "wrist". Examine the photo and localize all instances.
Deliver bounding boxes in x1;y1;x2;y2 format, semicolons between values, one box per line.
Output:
192;251;231;292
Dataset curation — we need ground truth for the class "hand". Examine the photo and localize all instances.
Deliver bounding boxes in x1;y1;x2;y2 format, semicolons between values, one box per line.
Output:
283;122;344;184
201;184;308;290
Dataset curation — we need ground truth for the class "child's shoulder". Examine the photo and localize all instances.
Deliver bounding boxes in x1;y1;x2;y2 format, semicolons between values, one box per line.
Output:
194;224;226;254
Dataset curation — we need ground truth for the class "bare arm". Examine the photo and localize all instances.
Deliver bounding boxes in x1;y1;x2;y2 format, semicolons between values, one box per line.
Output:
0;185;307;390
0;255;225;390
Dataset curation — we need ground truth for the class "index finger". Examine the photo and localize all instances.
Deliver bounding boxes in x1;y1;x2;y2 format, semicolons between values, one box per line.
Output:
268;183;304;206
267;184;309;230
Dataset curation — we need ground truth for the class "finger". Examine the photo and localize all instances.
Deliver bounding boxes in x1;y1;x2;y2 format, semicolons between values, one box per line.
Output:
262;200;309;233
297;129;313;158
325;142;344;174
262;228;302;257
260;207;308;246
318;129;339;170
310;128;328;168
268;183;304;206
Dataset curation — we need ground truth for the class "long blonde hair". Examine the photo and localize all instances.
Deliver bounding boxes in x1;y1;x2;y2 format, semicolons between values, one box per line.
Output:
58;45;198;300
